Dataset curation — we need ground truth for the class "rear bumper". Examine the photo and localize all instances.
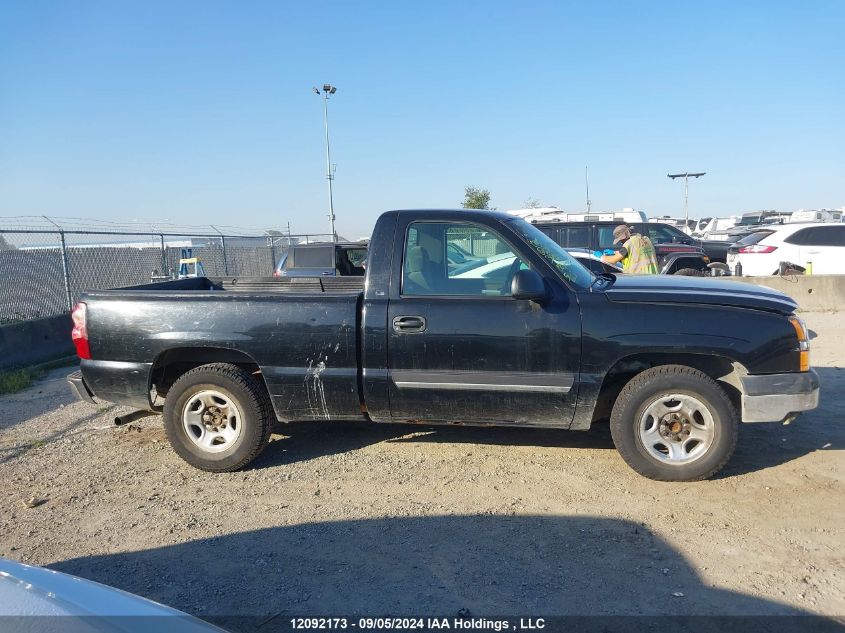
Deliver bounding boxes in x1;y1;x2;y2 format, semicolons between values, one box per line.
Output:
68;360;153;410
67;370;96;404
740;369;820;423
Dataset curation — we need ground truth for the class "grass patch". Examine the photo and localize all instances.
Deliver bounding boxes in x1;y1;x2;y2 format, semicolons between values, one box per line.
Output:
0;355;75;395
0;367;45;394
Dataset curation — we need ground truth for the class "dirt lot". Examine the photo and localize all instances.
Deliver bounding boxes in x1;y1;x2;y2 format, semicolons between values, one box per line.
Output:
1;312;842;626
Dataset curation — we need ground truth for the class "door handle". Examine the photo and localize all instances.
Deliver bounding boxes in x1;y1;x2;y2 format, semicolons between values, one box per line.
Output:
393;315;426;333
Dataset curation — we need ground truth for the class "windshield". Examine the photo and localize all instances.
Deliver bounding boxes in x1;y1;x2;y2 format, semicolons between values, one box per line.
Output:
506;218;595;289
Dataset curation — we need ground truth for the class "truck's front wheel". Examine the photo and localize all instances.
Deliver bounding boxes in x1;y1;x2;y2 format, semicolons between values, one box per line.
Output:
163;363;273;472
610;365;738;481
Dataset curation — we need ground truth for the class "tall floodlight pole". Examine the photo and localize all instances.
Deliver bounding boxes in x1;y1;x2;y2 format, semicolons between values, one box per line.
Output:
314;84;338;242
585;166;592;214
667;172;706;226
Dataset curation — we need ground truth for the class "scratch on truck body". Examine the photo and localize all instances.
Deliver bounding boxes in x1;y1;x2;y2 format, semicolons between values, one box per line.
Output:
304;358;330;419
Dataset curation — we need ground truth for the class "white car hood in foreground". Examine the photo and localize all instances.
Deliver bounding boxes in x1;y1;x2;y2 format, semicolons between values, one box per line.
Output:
0;558;225;632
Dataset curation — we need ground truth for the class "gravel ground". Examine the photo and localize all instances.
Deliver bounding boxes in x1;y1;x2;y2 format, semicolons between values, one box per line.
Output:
0;312;842;627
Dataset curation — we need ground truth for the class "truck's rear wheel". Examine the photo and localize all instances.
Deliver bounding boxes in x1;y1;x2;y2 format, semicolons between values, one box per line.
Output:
609;365;738;481
163;363;273;472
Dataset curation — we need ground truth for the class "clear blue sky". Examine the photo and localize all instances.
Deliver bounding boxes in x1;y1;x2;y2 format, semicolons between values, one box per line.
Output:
1;0;843;236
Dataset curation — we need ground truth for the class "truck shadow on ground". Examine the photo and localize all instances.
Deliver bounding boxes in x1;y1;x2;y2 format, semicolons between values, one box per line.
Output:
255;366;842;478
253;420;616;471
49;515;836;632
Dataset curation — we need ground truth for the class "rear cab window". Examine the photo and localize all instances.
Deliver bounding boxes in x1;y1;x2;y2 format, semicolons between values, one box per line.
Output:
292;246;334;269
337;246;368;275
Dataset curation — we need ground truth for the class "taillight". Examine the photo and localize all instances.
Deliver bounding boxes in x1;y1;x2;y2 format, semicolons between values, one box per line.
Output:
788;316;810;372
738;244;777;254
71;302;91;360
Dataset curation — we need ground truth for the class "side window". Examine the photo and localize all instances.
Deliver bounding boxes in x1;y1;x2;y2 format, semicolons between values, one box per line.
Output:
784;229;810;246
804;226;845;247
647;225;675;244
597;226;616;249
829;227;845;246
566;226;590;248
402;222;526;296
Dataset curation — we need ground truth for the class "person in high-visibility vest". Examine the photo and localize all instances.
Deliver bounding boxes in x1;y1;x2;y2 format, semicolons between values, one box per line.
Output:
601;224;659;274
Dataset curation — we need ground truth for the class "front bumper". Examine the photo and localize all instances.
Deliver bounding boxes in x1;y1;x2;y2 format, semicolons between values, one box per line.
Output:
67;370;96;404
740;369;819;423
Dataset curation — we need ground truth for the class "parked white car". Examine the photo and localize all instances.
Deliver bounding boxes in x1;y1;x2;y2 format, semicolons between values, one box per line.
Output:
453;250;622;286
728;223;845;276
0;558;224;631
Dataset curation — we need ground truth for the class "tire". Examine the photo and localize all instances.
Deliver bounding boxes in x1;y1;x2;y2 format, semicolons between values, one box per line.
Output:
673;267;706;276
609;365;738;481
163;363;273;472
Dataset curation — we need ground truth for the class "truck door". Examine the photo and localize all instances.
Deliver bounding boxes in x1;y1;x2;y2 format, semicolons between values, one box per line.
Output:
386;218;582;427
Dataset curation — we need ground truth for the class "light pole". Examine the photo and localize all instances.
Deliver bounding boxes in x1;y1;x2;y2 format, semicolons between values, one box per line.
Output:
667;172;706;227
314;84;337;242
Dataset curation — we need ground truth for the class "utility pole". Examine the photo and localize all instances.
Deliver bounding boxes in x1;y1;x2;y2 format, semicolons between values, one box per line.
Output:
314;84;338;242
667;172;706;226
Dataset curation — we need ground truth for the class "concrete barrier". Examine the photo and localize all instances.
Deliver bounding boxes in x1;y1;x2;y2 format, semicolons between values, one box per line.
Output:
724;274;845;312
0;314;74;371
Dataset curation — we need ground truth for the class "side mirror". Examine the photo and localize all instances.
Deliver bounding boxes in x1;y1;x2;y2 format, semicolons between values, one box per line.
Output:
511;269;547;302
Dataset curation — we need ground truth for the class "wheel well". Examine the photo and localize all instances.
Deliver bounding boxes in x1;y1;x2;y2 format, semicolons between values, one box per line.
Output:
150;347;266;402
591;353;744;423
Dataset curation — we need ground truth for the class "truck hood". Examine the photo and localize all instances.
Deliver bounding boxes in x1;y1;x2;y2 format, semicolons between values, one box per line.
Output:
604;275;798;314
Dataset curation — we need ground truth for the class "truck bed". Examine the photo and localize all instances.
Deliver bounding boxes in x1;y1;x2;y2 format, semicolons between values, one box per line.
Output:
79;276;365;421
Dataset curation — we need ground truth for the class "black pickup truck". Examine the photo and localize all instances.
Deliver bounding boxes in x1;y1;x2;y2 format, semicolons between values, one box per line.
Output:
68;209;819;481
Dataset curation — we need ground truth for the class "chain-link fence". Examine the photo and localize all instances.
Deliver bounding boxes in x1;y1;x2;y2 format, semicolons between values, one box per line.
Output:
0;217;336;324
446;226;504;258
